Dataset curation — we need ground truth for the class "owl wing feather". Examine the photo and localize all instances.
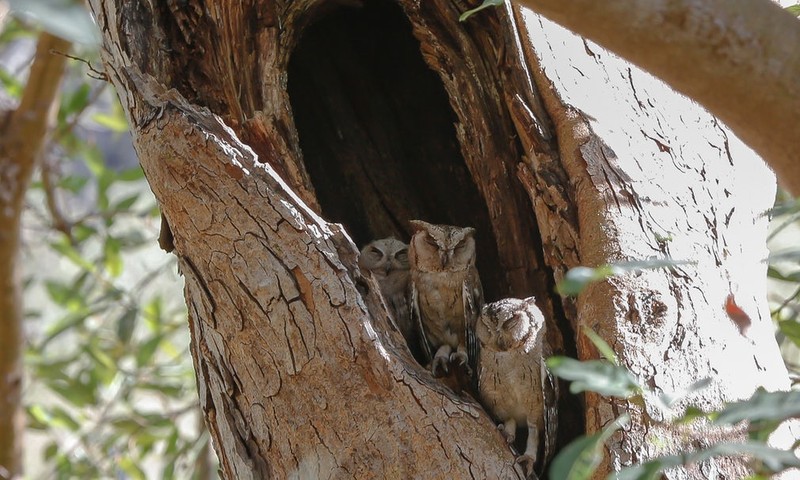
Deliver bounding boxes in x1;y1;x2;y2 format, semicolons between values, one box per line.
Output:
410;279;433;363
462;266;483;380
541;344;559;465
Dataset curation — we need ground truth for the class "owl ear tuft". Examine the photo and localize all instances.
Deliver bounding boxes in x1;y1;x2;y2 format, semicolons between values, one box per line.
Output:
409;219;433;232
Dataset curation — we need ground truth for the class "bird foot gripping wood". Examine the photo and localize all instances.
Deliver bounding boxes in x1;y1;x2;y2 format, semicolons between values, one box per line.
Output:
497;422;516;444
431;354;449;377
449;350;471;375
515;454;535;479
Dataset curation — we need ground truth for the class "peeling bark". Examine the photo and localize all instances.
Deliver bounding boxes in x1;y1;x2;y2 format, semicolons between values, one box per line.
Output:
88;0;791;478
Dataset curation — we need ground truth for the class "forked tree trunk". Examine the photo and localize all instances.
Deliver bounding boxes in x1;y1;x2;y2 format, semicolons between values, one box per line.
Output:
88;0;791;478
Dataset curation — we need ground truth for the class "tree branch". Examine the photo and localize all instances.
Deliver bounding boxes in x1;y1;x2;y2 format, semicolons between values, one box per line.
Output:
0;31;71;478
515;0;800;195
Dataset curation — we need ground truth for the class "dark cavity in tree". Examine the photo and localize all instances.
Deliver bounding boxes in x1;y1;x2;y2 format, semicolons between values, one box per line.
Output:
287;0;507;301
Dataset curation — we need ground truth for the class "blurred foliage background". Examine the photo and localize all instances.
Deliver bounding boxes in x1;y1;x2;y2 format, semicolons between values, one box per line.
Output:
2;1;799;479
2;2;215;478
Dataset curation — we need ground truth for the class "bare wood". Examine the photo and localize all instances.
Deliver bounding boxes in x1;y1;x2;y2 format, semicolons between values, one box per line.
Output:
514;0;800;195
0;32;71;478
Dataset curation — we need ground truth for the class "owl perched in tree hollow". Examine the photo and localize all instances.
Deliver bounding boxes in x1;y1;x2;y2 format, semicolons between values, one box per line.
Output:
476;297;558;477
408;220;483;377
358;238;412;340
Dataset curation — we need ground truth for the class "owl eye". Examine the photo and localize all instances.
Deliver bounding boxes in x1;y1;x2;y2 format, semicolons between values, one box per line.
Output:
503;316;522;330
369;246;384;259
423;235;437;248
395;249;408;262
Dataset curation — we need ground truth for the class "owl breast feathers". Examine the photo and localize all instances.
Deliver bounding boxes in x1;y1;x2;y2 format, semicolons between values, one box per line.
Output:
408;220;483;377
358;238;412;339
476;297;558;477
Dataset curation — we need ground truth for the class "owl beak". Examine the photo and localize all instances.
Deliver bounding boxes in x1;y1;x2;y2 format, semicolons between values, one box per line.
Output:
497;337;508;351
439;249;452;268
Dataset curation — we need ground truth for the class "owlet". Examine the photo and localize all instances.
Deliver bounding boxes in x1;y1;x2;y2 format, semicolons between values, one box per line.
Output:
476;297;558;477
358;238;412;340
408;220;483;377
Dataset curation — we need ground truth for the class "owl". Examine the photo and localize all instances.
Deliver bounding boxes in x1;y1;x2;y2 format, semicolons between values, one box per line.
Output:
358;238;412;340
408;220;483;377
476;297;558;477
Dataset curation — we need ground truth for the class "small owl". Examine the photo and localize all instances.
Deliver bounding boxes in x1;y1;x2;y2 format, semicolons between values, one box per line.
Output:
408;220;483;377
476;297;558;477
358;238;412;340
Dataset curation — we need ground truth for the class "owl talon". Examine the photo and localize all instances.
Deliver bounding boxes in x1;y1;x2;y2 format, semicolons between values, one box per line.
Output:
431;356;449;377
450;351;468;366
497;424;515;444
515;455;535;478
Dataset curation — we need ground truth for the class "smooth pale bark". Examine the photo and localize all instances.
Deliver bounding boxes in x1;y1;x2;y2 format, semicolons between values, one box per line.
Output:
0;32;70;479
513;0;800;196
514;7;792;477
88;0;792;478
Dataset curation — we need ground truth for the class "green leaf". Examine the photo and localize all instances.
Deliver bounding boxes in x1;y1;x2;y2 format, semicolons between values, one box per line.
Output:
118;456;147;480
136;335;163;367
656;378;712;410
49;378;96;407
49;237;95;271
787;5;800;17
104;236;123;277
675;405;708;424
44;280;81;308
27;404;52;430
117;307;138;343
50;406;81;431
613;455;684;480
112;193;140;212
57;174;89;193
40;309;95;347
8;0;100;45
85;343;119;384
459;0;504;21
582;327;618;364
767;249;800;263
714;388;800;430
117;166;145;182
92;111;130;132
0;66;23;98
44;441;59;460
60;82;91;120
557;259;694;296
550;415;629;480
778;320;800;349
692;442;800;473
547;357;641;397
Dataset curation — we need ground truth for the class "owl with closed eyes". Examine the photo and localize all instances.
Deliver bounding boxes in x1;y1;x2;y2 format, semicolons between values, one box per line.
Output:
408;220;483;377
476;297;558;477
358;238;412;340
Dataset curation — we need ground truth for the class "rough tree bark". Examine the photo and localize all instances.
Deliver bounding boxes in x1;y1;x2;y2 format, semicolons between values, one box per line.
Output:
0;32;70;479
88;0;792;478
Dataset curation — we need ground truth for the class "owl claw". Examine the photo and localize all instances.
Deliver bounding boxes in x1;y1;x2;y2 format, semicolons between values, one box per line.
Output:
497;424;515;444
431;356;449;377
515;454;535;478
450;351;468;366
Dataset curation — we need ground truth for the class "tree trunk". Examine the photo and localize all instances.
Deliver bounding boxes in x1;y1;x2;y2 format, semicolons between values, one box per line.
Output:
0;32;70;479
88;0;791;478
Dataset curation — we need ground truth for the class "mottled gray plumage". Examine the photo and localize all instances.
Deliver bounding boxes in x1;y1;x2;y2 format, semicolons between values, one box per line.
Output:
358;238;412;339
408;220;483;377
476;297;558;477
